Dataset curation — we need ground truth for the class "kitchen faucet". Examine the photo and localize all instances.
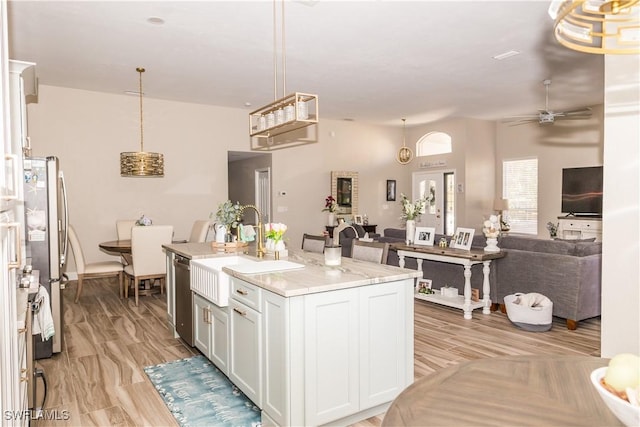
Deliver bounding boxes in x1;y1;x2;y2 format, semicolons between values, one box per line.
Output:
241;204;265;258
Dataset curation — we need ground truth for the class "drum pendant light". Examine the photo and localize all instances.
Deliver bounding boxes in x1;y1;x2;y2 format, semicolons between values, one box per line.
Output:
120;67;164;177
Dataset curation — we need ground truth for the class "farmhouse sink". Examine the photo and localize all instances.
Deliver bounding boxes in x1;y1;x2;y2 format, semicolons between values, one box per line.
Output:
190;256;304;306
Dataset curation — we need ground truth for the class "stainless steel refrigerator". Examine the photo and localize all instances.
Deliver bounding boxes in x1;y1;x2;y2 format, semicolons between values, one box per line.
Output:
23;156;68;358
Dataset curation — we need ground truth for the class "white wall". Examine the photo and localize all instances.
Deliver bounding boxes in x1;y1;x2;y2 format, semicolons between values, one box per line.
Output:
27;85;410;270
496;104;604;238
406;118;496;231
601;54;640;357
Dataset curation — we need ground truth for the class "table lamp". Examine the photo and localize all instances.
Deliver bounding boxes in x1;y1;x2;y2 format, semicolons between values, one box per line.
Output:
493;198;510;231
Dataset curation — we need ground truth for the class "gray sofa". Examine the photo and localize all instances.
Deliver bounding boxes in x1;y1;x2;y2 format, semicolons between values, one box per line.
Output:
497;235;602;330
379;228;602;330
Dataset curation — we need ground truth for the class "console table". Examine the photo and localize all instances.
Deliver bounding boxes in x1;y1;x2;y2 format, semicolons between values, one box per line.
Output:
390;244;505;319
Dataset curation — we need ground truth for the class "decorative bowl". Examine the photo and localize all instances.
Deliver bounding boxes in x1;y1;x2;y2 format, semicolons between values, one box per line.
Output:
590;367;640;427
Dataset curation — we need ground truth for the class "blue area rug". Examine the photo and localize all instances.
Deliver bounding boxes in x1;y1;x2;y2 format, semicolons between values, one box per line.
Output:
144;355;261;427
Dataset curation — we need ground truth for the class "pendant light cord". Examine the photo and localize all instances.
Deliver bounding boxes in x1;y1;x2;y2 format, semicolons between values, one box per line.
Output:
273;0;286;100
402;118;407;147
137;67;145;152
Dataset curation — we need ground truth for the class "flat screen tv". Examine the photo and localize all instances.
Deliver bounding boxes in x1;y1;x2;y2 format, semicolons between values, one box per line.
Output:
561;166;603;216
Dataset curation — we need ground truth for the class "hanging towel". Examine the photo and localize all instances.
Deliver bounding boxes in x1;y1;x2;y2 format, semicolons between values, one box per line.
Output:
32;285;55;341
241;224;256;242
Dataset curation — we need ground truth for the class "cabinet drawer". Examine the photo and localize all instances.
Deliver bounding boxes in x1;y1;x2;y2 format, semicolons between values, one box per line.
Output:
231;278;262;312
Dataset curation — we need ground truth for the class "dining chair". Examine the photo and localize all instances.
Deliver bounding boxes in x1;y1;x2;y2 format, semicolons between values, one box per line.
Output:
301;233;327;253
116;219;137;240
188;220;211;243
116;219;137;265
351;240;390;264
68;225;124;303
124;225;173;306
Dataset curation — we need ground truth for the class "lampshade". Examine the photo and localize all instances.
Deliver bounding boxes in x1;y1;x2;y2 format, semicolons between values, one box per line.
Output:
120;67;164;177
494;198;510;211
548;0;640;55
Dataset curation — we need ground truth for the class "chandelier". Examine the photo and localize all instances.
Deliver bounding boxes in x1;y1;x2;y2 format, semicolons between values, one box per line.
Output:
120;67;164;177
397;119;413;165
249;0;318;150
548;0;640;54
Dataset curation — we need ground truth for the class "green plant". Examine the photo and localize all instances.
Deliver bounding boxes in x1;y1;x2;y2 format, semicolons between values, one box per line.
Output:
400;193;427;221
215;200;242;229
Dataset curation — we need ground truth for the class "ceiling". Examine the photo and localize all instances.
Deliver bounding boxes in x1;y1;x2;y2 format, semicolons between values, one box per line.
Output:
7;0;604;127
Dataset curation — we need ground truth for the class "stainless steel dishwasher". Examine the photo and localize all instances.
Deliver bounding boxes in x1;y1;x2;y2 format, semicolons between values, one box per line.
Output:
174;254;194;346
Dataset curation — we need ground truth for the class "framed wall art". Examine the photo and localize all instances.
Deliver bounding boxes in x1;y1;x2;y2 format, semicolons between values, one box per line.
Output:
414;227;435;246
386;180;396;201
451;227;475;251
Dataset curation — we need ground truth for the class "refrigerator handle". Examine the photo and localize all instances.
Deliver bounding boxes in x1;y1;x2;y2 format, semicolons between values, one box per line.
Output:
59;170;69;267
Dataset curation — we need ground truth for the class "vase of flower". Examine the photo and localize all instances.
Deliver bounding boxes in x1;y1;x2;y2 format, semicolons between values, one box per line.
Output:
483;215;501;252
327;212;335;226
214;223;227;243
275;240;285;251
406;219;416;245
322;195;337;226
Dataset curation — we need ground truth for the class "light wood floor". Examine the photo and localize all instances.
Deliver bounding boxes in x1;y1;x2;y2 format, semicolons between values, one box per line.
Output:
34;277;601;426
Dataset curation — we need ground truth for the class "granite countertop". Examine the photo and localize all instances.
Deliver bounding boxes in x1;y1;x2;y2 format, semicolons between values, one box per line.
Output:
222;249;422;298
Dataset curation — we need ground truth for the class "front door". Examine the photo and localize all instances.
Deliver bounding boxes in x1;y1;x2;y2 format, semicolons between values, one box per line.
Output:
412;171;444;234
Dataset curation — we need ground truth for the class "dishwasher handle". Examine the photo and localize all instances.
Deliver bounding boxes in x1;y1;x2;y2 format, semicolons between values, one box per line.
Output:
173;256;191;270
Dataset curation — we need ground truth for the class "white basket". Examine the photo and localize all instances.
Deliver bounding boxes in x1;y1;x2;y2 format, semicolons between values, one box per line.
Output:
504;293;553;332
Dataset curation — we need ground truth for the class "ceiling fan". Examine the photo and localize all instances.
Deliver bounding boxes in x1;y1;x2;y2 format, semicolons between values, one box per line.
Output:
503;79;592;126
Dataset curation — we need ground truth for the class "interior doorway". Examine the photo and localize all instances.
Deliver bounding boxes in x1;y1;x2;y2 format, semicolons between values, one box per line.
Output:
228;151;272;224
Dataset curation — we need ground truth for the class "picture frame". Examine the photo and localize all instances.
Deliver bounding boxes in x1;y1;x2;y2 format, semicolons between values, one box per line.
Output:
416;278;433;293
386;179;396;201
450;227;475;251
353;214;363;225
414;227;435;246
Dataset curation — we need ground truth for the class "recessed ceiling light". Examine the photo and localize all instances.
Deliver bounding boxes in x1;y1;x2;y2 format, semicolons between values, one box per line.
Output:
492;50;520;60
244;102;252;107
147;16;165;25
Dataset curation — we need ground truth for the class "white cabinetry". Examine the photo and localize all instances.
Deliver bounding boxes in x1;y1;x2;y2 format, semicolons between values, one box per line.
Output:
229;280;263;408
229;277;414;427
557;217;602;241
193;292;229;375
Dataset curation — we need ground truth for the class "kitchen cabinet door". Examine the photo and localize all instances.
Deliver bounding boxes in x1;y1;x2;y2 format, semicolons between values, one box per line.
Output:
358;280;413;408
303;288;359;426
209;302;229;376
229;298;262;407
193;293;211;356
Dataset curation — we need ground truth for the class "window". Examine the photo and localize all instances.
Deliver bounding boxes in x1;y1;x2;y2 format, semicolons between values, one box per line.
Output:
503;158;538;235
416;132;452;156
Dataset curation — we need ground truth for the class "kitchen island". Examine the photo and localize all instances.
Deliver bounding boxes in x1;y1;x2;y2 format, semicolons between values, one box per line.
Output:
163;244;421;427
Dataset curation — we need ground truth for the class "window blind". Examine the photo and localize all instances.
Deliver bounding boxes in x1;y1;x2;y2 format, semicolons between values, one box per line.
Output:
503;158;538;235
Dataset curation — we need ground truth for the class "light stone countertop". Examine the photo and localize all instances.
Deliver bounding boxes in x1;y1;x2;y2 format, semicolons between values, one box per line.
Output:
222;250;422;298
163;243;422;297
163;242;252;259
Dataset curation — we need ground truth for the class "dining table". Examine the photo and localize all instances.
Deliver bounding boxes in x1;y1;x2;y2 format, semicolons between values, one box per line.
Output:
99;238;187;254
381;354;622;426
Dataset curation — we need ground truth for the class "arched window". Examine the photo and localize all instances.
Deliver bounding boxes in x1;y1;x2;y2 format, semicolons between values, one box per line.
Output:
416;132;452;156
